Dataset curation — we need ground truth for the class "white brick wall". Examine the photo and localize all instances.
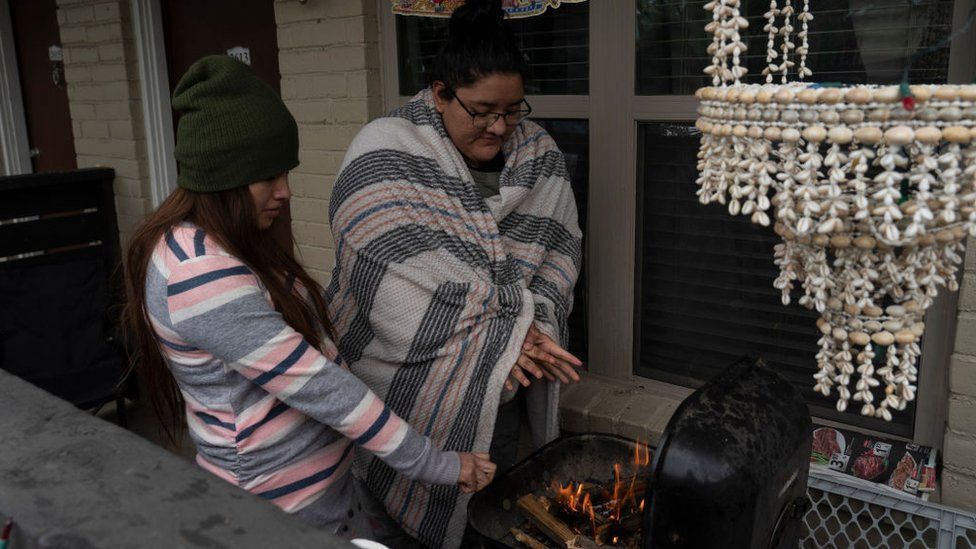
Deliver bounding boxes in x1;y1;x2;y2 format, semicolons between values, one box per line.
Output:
275;0;383;286
944;237;976;512
56;0;150;247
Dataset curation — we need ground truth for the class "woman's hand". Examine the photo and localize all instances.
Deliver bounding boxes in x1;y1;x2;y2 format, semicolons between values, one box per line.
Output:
504;352;545;391
521;324;582;385
458;452;497;493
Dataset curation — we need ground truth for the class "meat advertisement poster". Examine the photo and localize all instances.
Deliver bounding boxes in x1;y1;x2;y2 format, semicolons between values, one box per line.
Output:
811;426;938;499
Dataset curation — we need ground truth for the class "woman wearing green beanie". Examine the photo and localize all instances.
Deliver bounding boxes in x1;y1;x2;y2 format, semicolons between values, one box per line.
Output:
122;55;495;540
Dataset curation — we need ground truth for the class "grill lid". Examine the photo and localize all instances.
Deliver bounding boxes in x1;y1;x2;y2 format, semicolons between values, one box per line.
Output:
643;355;813;549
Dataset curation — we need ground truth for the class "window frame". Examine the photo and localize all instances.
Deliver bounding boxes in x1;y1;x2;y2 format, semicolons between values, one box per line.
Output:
377;0;976;449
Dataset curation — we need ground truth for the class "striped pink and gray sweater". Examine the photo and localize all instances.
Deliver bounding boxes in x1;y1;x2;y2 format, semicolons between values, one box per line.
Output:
145;223;460;531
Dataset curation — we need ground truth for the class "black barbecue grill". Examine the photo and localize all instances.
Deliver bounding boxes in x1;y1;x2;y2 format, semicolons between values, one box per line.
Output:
467;356;813;548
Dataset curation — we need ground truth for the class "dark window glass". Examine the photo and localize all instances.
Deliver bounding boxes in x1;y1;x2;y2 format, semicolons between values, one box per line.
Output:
636;0;954;95
634;122;914;436
534;118;589;362
396;2;589;96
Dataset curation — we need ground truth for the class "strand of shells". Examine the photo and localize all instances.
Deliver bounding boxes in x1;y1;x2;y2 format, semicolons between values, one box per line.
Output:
695;82;976;419
705;0;749;85
710;0;812;85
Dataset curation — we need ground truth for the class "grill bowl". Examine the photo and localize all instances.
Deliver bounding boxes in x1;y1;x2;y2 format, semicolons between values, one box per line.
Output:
466;433;651;548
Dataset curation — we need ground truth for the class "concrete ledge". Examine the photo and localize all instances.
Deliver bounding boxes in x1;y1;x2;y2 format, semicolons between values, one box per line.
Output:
0;370;351;548
559;373;691;444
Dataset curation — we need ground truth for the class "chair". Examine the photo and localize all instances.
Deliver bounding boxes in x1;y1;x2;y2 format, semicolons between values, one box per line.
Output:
0;168;131;426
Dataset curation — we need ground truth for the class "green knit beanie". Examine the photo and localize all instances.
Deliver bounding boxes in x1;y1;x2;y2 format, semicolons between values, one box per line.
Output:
172;55;298;192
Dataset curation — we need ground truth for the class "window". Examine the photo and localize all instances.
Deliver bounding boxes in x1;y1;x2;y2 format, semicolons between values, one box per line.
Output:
382;0;975;442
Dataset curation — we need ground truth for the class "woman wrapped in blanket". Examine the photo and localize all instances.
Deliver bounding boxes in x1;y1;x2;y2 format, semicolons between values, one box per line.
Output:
326;1;584;547
121;55;495;541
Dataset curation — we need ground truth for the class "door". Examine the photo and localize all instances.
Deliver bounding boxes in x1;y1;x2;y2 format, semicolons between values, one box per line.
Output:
160;0;293;248
160;0;281;93
9;0;77;173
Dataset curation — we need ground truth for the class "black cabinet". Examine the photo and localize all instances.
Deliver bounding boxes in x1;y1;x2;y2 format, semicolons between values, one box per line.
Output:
0;168;129;421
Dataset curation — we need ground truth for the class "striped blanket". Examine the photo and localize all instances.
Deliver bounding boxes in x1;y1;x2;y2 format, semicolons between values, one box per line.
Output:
326;89;582;548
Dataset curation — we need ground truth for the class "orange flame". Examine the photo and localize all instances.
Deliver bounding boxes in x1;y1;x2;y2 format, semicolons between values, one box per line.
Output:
634;440;651;466
550;443;654;545
626;473;638;507
582;493;596;537
554;481;578;511
554;480;595;516
611;463;623;520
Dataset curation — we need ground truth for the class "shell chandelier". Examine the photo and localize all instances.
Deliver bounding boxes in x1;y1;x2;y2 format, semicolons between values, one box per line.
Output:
695;0;976;420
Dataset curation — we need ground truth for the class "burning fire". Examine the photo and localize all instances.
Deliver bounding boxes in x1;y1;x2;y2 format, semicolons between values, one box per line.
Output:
549;440;652;546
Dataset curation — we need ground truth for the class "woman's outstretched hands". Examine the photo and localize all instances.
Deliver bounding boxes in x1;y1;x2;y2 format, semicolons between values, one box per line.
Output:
506;348;545;390
505;324;583;390
457;452;496;493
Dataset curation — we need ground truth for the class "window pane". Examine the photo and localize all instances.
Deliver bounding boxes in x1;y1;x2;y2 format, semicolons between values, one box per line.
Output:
635;0;954;95
634;122;914;435
534;118;589;362
396;2;589;96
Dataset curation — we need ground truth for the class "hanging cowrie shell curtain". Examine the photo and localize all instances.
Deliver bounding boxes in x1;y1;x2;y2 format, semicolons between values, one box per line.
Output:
696;0;976;420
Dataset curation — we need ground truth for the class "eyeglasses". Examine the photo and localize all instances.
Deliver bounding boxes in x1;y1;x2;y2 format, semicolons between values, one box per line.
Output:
453;95;532;129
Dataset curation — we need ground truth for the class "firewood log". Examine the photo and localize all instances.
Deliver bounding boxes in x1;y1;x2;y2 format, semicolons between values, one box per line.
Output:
566;535;600;549
511;527;548;549
517;494;576;546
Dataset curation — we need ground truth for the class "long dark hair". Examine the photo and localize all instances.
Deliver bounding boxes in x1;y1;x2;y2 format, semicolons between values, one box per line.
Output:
122;185;332;447
428;0;527;99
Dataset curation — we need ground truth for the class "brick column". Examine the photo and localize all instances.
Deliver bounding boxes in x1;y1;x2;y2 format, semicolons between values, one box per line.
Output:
56;0;150;247
274;0;382;285
944;239;976;512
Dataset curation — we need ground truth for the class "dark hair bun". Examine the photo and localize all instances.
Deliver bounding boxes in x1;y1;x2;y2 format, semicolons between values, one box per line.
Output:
428;0;525;91
449;0;504;35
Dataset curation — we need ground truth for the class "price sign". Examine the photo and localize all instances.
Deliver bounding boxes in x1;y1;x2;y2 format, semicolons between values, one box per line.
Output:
829;452;849;472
